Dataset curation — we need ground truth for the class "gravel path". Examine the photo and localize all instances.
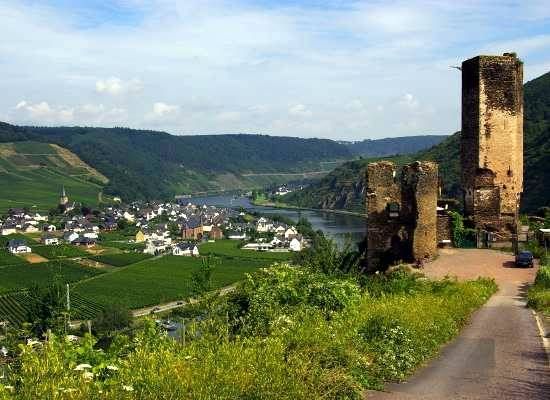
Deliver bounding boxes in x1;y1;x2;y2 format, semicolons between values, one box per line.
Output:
366;249;549;400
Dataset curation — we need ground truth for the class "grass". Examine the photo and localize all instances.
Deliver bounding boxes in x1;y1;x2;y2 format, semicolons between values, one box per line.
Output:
0;249;28;266
73;255;268;309
527;264;550;314
0;141;105;213
89;252;153;267
2;268;498;399
32;244;90;260
0;260;103;295
200;239;292;261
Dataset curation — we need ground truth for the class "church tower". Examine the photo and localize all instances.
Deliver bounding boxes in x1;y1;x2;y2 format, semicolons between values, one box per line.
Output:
59;186;69;206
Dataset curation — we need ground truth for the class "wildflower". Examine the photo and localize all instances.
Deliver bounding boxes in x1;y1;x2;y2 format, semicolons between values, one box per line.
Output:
2;385;14;393
82;371;94;381
184;355;192;360
122;385;134;392
107;365;119;371
74;363;92;371
0;347;7;357
26;339;40;347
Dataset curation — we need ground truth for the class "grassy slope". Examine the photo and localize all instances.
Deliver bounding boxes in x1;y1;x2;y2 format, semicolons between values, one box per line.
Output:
73;255;268;309
0;141;108;212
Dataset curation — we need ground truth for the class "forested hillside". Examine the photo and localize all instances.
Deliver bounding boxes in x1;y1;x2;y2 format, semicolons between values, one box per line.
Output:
284;71;550;213
344;135;448;157
0;124;351;200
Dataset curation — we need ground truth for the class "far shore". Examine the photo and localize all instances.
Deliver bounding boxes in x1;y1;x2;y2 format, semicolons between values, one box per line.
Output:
250;199;367;218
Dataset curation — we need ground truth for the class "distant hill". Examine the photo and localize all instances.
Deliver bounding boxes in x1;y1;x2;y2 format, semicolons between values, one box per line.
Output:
284;70;550;213
343;135;448;157
0;123;352;202
0;141;108;211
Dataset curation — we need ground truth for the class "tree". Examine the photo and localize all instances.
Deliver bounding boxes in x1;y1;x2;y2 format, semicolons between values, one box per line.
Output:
191;257;217;296
26;282;67;336
93;304;132;336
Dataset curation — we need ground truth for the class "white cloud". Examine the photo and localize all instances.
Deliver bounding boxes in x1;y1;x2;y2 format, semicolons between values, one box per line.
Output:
0;1;549;139
95;77;143;95
152;102;179;117
288;104;312;118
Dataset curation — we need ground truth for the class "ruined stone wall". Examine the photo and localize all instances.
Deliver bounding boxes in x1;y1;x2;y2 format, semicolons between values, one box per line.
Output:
404;162;439;260
365;161;438;270
461;53;523;234
436;214;452;243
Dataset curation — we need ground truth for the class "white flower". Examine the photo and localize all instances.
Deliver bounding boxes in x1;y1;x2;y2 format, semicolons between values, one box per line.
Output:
26;339;40;347
184;355;192;360
122;385;134;392
2;385;14;392
0;347;7;357
74;363;92;371
107;365;119;371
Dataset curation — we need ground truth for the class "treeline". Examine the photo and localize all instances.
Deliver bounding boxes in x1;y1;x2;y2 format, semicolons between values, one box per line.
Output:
0;123;351;200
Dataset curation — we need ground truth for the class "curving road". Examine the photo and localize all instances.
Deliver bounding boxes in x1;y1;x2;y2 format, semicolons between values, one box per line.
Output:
366;249;549;400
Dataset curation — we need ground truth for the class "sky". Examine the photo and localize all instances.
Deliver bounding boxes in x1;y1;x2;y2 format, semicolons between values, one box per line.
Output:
1;0;550;140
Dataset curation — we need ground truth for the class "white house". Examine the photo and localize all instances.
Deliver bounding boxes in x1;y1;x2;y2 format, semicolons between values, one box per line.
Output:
44;224;57;232
284;227;298;240
82;230;99;239
63;231;79;243
23;224;39;233
242;242;272;251
123;211;135;222
228;232;246;240
289;238;302;252
32;213;48;222
172;243;199;257
42;235;59;246
144;240;167;255
0;224;17;236
7;239;31;254
256;217;273;233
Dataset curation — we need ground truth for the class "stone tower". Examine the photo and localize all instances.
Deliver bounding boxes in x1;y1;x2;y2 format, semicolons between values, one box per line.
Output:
461;53;523;234
59;185;69;206
365;161;438;270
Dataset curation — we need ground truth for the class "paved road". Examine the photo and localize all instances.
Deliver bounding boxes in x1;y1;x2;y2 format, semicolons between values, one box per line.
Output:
366;249;549;400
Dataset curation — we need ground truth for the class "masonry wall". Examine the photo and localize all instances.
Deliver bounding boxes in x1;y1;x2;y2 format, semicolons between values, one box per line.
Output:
461;53;523;234
365;161;438;270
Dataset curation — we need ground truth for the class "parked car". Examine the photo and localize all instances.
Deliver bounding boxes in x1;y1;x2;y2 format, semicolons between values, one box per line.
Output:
515;251;534;268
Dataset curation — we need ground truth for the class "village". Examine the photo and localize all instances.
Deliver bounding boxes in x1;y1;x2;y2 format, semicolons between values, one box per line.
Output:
0;186;310;259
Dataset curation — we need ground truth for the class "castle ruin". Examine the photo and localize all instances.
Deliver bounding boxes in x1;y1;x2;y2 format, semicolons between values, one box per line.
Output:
461;53;523;236
365;161;438;270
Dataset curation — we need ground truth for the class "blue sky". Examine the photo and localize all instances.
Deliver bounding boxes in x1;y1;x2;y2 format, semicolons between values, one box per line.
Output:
1;0;550;140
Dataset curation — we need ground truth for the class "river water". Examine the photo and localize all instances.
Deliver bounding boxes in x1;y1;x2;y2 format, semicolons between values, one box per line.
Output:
187;195;366;248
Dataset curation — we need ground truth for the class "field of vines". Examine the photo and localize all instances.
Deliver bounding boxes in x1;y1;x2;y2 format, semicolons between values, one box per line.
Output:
0;291;104;325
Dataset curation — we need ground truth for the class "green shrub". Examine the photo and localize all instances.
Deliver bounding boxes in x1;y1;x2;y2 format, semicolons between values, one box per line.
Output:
534;265;550;288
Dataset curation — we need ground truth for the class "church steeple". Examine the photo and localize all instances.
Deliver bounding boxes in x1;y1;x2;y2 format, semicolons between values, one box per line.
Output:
59;185;69;206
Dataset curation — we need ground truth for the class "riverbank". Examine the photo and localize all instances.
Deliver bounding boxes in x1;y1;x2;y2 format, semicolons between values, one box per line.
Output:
250;198;367;218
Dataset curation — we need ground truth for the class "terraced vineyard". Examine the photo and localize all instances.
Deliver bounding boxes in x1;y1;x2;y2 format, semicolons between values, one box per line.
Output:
0;291;103;325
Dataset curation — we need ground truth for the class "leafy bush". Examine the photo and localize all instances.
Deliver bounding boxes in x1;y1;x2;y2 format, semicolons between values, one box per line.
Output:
528;265;550;314
0;267;497;399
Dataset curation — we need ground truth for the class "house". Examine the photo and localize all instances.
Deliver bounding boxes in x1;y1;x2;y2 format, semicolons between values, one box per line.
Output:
101;221;118;231
182;218;203;240
284;227;298;240
172;242;200;257
242;242;272;251
274;225;286;236
144;240;167;255
256;217;273;233
63;231;79;243
289;238;302;252
0;224;17;236
7;239;31;254
82;230;99;239
123;211;135;222
44;224;57;232
227;232;246;240
42;235;59;246
23;224;39;233
74;236;96;247
209;226;224;240
135;230;146;243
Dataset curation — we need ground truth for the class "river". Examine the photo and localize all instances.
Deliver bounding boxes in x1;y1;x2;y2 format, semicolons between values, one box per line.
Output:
187;195;366;248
